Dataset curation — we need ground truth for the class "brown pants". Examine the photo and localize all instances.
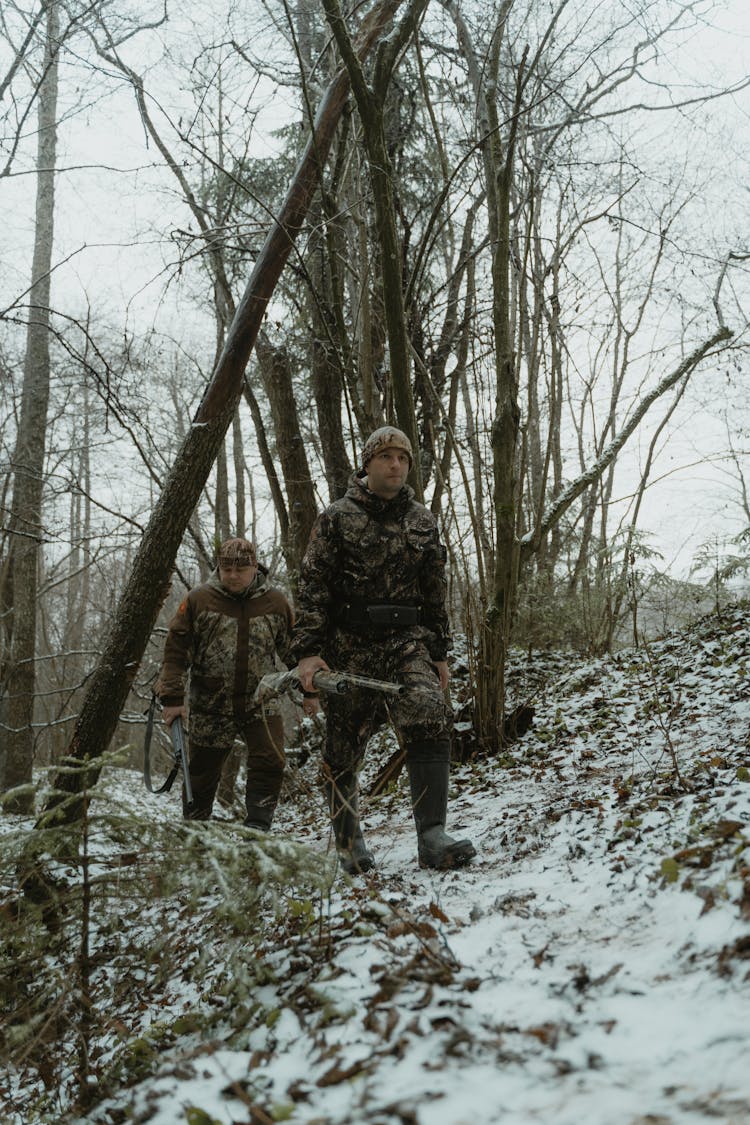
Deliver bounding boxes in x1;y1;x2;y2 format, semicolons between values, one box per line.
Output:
182;714;285;822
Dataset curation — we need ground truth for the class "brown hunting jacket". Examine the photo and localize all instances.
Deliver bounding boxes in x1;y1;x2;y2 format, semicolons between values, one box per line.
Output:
157;568;293;722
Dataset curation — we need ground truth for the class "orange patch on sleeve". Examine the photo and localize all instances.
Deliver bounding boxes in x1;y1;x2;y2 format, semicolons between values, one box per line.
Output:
178;599;188;614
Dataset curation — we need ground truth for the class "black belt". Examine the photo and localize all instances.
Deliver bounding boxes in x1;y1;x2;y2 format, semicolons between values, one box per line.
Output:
338;602;422;629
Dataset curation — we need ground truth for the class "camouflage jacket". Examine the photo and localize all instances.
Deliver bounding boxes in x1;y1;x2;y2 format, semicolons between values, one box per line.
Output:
291;473;451;662
157;568;293;720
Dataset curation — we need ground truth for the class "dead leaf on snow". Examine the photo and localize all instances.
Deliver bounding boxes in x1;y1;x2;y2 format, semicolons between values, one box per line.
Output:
531;943;552;968
524;1023;560;1047
695;887;716;915
592;962;623;987
429;901;450;923
737;877;750;919
430;1015;458;1031
710;818;744;839
717;935;750;976
316;1057;370;1087
286;1079;312;1103
673;845;714;868
386;920;438;940
411;984;434;1011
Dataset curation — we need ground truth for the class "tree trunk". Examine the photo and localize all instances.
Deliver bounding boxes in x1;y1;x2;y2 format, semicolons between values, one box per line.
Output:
214;436;231;545
232;409;246;538
481;28;524;750
307;196;354;500
322;0;429;500
2;1;60;810
255;332;316;582
40;0;406;822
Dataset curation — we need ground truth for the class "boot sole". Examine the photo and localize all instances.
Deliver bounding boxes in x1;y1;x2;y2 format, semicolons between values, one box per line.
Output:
419;841;476;870
341;858;376;875
339;850;376;875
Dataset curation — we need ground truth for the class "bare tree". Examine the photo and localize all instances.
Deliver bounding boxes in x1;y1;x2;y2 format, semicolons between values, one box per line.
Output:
1;0;60;809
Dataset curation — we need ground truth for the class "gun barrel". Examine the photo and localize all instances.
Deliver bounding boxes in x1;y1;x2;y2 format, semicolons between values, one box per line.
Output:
311;671;348;694
312;670;405;696
170;716;194;807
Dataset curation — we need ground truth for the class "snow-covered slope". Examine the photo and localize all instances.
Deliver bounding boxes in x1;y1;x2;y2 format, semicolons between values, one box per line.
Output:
5;603;750;1124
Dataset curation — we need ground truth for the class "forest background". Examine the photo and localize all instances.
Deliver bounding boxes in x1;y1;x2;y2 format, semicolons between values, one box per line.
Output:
1;0;749;803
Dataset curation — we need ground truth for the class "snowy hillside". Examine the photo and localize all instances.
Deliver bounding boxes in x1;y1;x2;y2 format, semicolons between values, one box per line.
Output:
3;603;750;1125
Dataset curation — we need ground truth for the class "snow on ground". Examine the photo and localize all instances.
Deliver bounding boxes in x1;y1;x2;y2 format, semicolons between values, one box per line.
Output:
4;603;750;1124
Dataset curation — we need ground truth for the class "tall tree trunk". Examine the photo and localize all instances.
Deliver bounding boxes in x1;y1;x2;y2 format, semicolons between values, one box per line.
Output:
232;409;246;538
322;0;429;500
214;437;231;546
255;332;316;582
480;23;524;749
2;1;60;810
308;196;354;500
40;0;405;823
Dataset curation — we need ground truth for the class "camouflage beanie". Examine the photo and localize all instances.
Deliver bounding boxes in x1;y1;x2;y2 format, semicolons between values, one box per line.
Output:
218;537;256;566
361;426;413;468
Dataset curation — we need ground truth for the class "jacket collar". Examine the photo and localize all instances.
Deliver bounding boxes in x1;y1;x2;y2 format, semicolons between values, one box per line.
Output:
208;564;269;600
346;471;413;519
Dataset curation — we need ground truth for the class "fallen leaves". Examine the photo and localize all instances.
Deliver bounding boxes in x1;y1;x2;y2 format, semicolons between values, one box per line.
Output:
316;1057;371;1087
716;935;750;977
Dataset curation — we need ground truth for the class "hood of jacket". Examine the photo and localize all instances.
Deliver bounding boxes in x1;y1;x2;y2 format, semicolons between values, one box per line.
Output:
347;470;414;520
208;562;271;600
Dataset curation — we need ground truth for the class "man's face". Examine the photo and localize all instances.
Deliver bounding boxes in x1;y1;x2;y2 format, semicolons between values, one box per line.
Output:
218;557;258;593
366;447;410;499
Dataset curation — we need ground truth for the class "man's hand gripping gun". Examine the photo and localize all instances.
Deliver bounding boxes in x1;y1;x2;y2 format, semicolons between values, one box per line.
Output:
143;703;194;809
255;669;405;704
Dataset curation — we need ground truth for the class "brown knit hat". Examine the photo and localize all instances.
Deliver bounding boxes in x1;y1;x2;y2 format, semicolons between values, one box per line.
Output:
218;537;256;566
361;426;413;468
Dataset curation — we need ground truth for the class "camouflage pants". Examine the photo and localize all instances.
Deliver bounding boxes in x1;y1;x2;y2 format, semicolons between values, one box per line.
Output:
182;712;285;821
322;632;450;781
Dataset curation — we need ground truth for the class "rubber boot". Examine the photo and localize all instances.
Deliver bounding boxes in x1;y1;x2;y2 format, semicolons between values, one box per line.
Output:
243;800;275;831
407;740;476;869
325;773;375;875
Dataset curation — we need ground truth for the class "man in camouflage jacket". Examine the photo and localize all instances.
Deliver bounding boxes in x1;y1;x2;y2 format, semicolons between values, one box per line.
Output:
157;537;293;828
292;427;475;873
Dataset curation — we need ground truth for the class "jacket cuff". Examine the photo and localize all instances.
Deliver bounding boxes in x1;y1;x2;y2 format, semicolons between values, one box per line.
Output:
159;694;184;707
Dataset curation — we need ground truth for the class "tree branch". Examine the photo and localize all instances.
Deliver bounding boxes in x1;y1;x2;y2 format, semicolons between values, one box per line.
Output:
523;326;733;556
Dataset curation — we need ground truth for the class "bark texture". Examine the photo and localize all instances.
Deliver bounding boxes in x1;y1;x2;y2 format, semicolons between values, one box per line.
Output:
2;2;60;809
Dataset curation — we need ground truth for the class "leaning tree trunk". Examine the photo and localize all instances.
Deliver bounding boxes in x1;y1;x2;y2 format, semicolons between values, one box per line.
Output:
2;1;60;812
40;0;406;824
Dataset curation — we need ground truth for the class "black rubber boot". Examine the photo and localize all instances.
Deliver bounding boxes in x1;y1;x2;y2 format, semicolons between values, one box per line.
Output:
243;800;275;831
407;740;476;869
325;774;375;875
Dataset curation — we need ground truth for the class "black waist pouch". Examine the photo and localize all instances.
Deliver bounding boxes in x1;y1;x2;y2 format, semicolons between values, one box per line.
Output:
366;604;420;627
339;602;421;629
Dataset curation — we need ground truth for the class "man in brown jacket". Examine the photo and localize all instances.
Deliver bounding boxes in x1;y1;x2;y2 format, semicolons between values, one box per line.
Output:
157;537;293;828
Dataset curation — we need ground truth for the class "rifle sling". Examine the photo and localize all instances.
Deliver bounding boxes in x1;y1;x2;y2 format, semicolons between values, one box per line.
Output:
143;692;180;795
